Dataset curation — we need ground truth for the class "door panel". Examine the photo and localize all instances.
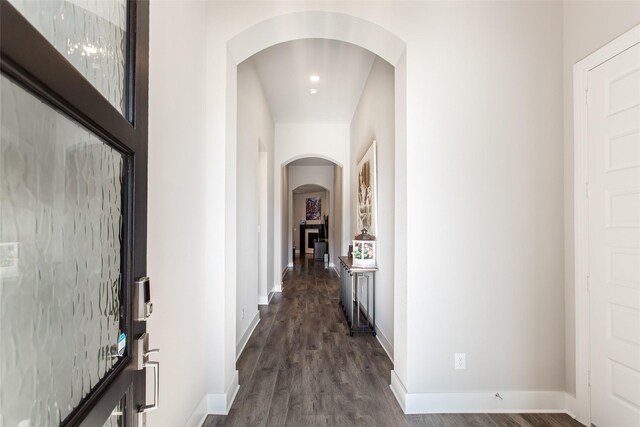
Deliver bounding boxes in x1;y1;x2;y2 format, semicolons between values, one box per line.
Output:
8;0;129;116
0;73;128;425
588;41;640;427
0;1;149;425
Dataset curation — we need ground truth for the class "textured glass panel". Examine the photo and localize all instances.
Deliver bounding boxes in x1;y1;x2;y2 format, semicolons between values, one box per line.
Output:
0;75;124;425
102;396;125;427
8;0;128;115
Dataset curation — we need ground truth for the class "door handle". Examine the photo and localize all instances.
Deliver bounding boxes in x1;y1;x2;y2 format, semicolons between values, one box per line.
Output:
139;358;159;413
135;333;160;414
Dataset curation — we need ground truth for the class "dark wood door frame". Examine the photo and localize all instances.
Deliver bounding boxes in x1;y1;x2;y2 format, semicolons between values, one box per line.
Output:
0;1;149;425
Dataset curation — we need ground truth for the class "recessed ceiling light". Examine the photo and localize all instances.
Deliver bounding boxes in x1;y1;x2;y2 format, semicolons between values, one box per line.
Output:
309;88;318;95
310;75;320;83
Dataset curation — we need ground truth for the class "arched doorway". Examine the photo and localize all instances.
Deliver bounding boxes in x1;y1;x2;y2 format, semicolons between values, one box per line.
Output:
224;11;408;413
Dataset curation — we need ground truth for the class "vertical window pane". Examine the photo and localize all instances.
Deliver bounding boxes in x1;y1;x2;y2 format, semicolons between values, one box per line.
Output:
0;75;125;424
8;0;128;115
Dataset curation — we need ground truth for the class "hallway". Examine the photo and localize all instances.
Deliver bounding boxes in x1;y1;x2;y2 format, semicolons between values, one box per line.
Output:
203;258;581;427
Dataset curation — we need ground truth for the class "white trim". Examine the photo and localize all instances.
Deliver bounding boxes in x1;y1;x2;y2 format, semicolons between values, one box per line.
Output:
390;371;579;417
329;262;336;268
278;265;288;292
287;262;294;268
227;11;405;67
332;265;340;277
236;311;260;360
282;152;345;168
206;371;240;415
565;393;578;421
259;290;275;306
375;328;394;363
390;370;407;412
183;394;208;427
401;391;571;415
573;23;640;427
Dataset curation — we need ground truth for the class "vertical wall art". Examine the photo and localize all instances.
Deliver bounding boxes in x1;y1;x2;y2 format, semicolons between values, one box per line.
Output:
306;197;321;220
357;140;378;236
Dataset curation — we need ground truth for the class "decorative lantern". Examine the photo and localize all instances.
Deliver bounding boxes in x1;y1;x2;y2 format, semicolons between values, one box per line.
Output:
352;228;376;268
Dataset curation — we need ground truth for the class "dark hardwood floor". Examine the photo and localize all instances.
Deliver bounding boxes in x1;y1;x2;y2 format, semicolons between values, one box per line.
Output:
203;256;582;427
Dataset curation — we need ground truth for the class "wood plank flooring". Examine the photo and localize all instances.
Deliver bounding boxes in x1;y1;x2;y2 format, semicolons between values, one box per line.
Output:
203;256;582;427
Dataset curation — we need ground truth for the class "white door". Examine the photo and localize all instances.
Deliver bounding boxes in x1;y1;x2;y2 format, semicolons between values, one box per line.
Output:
588;41;640;427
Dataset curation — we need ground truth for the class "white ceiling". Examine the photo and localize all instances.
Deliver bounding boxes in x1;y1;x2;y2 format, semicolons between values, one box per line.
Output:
251;39;376;123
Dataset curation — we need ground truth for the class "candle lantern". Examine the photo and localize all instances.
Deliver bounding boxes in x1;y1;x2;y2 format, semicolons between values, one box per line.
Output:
352;228;376;267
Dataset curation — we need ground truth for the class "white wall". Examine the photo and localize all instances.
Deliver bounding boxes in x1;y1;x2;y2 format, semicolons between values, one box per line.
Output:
403;1;565;393
258;151;273;304
145;3;640;422
275;124;350;275
147;1;211;425
333;165;344;267
280;165;289;279
562;2;640;396
218;0;565;398
236;58;274;350
350;56;395;360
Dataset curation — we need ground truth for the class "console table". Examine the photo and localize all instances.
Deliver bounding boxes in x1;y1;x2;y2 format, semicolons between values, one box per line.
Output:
338;256;377;336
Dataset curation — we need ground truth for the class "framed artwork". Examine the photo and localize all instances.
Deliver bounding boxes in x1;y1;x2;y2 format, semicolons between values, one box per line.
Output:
306;197;321;220
357;140;378;236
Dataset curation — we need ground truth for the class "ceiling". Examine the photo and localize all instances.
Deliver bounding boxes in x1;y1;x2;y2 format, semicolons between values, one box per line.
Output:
251;39;376;123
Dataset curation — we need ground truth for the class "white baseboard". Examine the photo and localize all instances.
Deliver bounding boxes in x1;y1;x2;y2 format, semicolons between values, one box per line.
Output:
390;371;575;415
207;371;240;415
184;394;208;427
390;376;573;415
375;328;394;363
185;373;240;423
236;311;260;360
287;262;293;268
390;370;407;412
258;290;276;306
268;284;280;300
329;262;336;268
332;265;340;276
564;393;579;421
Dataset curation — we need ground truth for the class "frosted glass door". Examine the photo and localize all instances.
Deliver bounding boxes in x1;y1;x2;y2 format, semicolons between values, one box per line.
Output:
7;0;128;116
0;74;126;425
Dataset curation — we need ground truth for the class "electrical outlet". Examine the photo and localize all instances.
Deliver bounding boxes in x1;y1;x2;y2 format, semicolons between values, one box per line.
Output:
241;309;245;320
455;353;466;370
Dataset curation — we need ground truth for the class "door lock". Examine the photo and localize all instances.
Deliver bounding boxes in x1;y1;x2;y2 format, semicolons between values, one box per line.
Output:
134;277;153;321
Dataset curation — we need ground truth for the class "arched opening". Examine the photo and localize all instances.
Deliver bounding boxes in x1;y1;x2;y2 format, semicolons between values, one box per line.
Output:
225;11;408;410
291;183;330;260
285;157;341;272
